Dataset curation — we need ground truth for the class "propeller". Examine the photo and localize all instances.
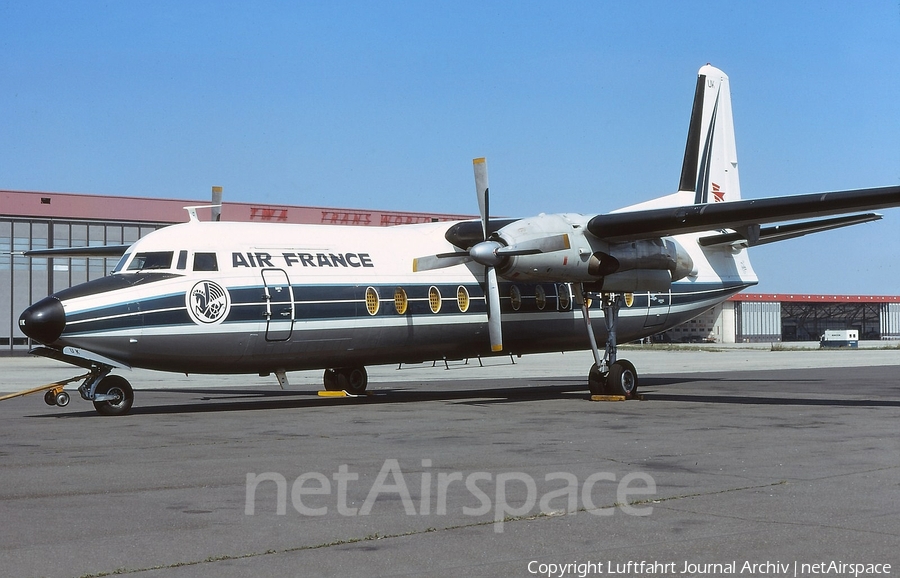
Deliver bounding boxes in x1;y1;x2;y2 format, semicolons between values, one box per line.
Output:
473;158;504;352
411;157;571;352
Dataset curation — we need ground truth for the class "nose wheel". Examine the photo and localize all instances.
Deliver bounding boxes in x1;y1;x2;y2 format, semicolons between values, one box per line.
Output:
90;375;134;416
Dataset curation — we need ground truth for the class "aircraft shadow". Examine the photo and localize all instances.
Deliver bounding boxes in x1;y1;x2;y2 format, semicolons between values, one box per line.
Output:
30;374;899;417
642;392;900;408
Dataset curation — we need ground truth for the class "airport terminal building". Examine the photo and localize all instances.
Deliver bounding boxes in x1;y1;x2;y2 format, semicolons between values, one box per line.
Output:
3;188;899;351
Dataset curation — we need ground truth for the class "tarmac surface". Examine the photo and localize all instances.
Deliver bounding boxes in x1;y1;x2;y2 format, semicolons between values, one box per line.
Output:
1;347;899;577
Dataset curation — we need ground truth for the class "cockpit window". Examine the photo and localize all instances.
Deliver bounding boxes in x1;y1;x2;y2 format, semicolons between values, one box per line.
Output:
127;251;174;271
193;252;218;271
113;252;132;273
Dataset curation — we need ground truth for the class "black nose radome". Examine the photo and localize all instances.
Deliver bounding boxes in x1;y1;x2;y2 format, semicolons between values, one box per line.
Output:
19;296;66;344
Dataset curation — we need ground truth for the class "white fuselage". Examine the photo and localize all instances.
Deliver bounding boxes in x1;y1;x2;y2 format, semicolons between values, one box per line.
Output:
44;217;757;374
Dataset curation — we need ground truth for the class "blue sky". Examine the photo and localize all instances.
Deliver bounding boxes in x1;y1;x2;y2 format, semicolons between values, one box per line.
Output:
2;1;899;294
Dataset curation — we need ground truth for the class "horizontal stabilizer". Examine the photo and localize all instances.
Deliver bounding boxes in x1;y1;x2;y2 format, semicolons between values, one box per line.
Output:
588;185;900;242
698;213;883;248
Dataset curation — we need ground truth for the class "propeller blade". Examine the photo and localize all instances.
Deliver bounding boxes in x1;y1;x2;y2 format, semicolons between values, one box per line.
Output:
473;157;489;241
496;233;571;257
485;266;503;351
412;252;472;272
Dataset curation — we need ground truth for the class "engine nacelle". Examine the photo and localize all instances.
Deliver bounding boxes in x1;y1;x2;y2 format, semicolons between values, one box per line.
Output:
494;214;694;289
494;214;597;282
588;238;694;281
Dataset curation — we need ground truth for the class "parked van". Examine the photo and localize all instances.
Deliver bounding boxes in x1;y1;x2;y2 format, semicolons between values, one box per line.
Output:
820;329;859;348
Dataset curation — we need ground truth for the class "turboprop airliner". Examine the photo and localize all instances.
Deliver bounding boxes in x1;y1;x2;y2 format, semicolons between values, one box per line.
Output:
16;64;900;416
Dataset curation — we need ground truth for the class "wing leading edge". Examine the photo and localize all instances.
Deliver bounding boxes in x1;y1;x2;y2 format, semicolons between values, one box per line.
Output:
587;185;900;245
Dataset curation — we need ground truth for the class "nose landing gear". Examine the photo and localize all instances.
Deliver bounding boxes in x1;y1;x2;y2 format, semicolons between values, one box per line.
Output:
88;375;134;416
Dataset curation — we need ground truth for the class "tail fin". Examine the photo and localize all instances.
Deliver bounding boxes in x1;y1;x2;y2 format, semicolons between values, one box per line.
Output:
678;64;741;204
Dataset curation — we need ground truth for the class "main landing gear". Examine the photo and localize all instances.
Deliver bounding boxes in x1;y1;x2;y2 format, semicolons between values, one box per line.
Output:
575;286;639;398
323;366;368;395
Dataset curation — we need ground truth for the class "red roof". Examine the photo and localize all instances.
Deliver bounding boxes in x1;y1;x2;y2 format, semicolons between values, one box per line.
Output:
0;189;472;226
731;293;900;303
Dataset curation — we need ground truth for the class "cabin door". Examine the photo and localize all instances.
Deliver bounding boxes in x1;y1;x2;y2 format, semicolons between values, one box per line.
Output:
261;269;294;341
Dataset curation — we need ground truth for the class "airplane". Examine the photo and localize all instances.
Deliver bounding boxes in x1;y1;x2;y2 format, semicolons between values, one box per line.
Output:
15;64;900;416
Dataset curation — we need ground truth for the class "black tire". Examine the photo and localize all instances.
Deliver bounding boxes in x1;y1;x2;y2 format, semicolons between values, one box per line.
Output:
337;366;368;395
323;369;340;391
44;390;57;406
606;360;638;398
55;391;70;407
588;363;607;396
92;375;134;416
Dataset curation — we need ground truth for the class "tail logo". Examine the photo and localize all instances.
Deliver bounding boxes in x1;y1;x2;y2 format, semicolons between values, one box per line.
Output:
712;182;725;202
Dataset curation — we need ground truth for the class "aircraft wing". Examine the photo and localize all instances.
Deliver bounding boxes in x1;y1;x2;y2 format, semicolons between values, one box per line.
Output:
697;213;882;248
587;185;900;244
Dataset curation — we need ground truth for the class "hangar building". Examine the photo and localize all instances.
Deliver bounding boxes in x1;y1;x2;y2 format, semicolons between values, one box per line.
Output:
3;189;899;352
659;294;900;344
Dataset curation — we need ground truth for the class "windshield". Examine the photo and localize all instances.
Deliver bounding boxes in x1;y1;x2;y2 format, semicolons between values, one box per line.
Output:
112;252;132;273
126;251;174;271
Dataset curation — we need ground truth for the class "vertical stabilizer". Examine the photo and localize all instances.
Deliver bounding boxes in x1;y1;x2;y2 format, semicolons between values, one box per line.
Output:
678;65;741;204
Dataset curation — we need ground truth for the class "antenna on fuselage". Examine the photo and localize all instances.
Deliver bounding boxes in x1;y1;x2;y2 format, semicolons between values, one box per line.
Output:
184;186;224;223
184;204;222;223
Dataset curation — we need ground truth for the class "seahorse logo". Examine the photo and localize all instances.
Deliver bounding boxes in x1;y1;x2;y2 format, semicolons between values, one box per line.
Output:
186;281;231;325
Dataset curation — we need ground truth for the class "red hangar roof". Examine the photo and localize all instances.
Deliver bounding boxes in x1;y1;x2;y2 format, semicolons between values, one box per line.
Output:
731;293;900;303
0;189;472;226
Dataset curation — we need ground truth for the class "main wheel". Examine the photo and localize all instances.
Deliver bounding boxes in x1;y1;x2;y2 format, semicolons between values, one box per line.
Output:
44;390;57;406
92;375;134;416
588;363;607;396
323;369;340;391
606;360;638;398
337;366;368;395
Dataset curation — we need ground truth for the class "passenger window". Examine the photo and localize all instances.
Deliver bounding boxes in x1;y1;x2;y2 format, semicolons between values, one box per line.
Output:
193;252;218;271
176;251;188;270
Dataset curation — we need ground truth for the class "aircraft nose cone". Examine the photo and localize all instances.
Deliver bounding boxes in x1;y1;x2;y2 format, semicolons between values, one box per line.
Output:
19;296;66;344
